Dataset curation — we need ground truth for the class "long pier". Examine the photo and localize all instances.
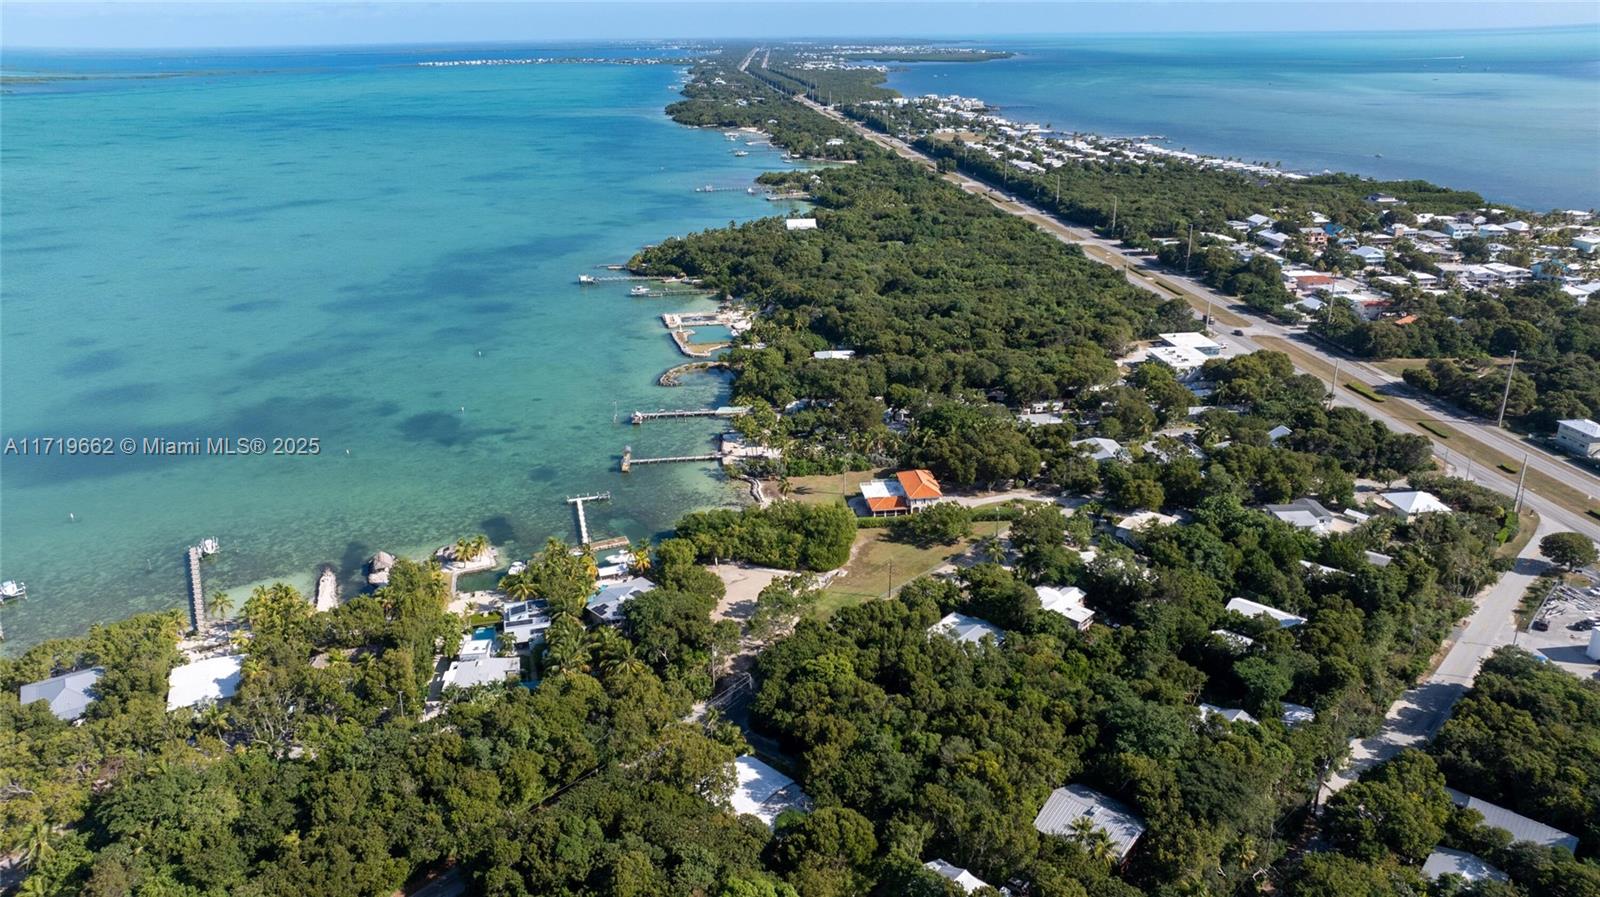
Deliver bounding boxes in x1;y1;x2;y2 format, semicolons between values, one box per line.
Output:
620;447;722;472
631;405;748;425
566;493;611;545
186;546;205;633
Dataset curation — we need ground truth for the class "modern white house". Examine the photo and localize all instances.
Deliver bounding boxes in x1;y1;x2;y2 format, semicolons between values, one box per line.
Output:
811;349;855;360
1033;784;1147;863
1157;331;1224;357
442;655;521;690
1115;510;1179;544
1036;585;1093;631
1072;437;1125;462
502;599;553;644
1554;418;1600;460
784;217;818;231
1198;703;1258;726
1145;345;1210;380
585;576;656;625
1225;597;1307;629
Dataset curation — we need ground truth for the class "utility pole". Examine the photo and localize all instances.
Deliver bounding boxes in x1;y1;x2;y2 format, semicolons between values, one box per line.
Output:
1328;357;1341;407
1054;173;1060;204
1111;195;1118;236
1496;350;1519;428
1185;222;1195;275
1514;452;1529;513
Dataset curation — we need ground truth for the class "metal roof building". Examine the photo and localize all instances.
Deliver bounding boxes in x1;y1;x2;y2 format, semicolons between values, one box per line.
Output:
930;612;1005;646
1033;784;1147;861
1447;788;1580;853
1422;848;1508;883
18;667;103;721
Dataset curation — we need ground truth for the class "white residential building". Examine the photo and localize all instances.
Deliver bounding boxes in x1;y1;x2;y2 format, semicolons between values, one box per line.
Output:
730;755;811;828
930;612;1005;645
1225;597;1307;629
1033;785;1147;862
1036;585;1093;631
1554;418;1600;460
166;654;246;711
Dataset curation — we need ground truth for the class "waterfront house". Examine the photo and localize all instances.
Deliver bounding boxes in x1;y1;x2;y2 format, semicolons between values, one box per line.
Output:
19;667;103;721
1554;418;1600;460
502;598;553;644
1034;785;1146;863
1572;233;1600;254
1225;597;1307;629
784;218;818;231
1446;789;1579;853
1364;193;1400;205
812;349;855;359
1377;490;1452;520
1442;220;1476;239
930;612;1005;645
859;469;943;516
1036;585;1093;631
585;576;656;625
730;755;811;828
166;654;245;711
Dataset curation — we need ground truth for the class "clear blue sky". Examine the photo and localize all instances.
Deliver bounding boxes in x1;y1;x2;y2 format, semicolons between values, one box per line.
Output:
3;1;1597;49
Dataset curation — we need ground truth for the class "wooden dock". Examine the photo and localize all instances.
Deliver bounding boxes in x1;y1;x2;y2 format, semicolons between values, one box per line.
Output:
631;405;748;425
185;546;205;633
620;446;721;472
566;493;611;546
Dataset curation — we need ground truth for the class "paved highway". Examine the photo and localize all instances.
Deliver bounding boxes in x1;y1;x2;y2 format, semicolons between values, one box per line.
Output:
787;90;1600;543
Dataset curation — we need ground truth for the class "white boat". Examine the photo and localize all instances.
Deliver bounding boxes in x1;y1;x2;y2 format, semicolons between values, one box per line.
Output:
732;150;749;157
0;581;25;600
199;537;220;556
506;560;527;576
578;274;596;285
629;285;652;297
724;132;739;140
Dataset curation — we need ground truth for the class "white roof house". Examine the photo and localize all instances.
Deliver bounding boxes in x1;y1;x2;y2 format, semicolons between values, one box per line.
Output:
1423;848;1508;884
442;655;521;690
1225;597;1307;628
1157;331;1223;356
1115;510;1179;543
1071;437;1124;462
19;667;104;721
1198;703;1258;725
784;217;818;231
1280;703;1316;727
502;598;552;644
1036;585;1093;631
930;612;1005;645
1211;629;1256;651
1380;490;1452;518
585;576;656;625
1264;497;1336;534
812;349;856;360
166;654;245;711
922;859;993;894
730;755;811;828
1555;418;1600;460
1145;345;1209;380
1033;784;1147;862
1446;789;1579;852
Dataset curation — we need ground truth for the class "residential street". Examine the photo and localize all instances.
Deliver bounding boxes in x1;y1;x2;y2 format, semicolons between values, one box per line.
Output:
1319;519;1553;800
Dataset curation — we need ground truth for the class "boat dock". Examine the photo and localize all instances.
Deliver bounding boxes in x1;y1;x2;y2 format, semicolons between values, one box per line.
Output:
566;492;611;545
620;446;722;472
631;405;748;425
185;537;218;632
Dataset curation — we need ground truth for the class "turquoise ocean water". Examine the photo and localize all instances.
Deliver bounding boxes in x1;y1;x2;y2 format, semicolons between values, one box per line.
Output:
1;47;800;647
885;28;1600;210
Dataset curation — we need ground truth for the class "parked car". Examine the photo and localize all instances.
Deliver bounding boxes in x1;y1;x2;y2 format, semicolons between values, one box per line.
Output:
1570;618;1597;631
1531;618;1550;631
1233;329;1246;336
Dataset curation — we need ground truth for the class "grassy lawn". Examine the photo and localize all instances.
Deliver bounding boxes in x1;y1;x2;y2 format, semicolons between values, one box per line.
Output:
1371;358;1428;378
813;529;984;620
763;469;883;506
1497;509;1541;560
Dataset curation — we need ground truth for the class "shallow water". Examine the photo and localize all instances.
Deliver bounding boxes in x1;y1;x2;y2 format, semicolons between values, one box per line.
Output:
1;49;798;647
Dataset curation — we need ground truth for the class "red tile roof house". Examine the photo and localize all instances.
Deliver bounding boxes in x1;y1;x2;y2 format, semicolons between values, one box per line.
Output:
859;469;944;516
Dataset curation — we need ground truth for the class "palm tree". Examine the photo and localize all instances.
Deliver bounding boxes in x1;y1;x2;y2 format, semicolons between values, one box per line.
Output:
10;821;52;870
500;571;536;601
454;534;489;563
629;542;652;575
207;589;234;621
592;627;647;679
1069;817;1117;866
